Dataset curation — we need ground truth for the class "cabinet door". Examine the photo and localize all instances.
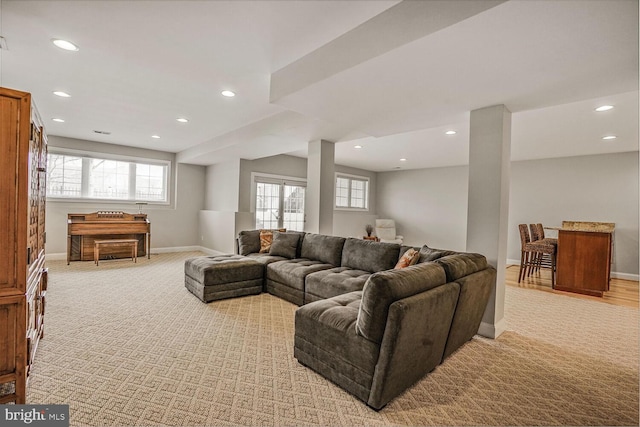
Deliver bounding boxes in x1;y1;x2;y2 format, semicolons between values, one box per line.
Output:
0;89;30;294
0;295;26;404
27;122;41;265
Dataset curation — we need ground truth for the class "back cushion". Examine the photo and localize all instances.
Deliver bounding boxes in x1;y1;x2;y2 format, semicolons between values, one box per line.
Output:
300;233;346;266
434;253;488;282
356;262;447;344
418;245;458;263
341;238;400;273
238;230;260;255
268;231;300;259
285;231;306;258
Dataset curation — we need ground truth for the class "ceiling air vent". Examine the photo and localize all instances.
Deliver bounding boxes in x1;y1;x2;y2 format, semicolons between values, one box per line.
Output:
0;37;8;50
93;130;111;135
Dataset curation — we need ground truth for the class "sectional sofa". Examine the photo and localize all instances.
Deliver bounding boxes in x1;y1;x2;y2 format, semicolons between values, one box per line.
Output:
184;230;495;410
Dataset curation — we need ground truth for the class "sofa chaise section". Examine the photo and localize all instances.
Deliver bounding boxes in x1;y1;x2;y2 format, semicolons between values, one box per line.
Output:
184;254;264;302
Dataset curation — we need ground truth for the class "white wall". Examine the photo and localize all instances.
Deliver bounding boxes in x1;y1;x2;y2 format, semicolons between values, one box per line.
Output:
376;152;639;276
238;155;307;213
508;152;638;276
45;136;206;255
205;160;240;211
377;165;469;251
333;164;379;238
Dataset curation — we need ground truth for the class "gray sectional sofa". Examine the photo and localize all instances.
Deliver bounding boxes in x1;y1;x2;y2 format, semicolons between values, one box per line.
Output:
184;230;495;410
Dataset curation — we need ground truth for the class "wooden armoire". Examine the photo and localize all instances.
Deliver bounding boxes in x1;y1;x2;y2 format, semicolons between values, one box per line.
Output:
0;87;48;404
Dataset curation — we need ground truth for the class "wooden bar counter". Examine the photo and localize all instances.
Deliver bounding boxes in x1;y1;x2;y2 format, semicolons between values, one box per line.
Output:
552;221;614;297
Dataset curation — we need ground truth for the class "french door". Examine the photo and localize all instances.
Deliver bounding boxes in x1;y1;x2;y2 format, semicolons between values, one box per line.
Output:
254;176;306;231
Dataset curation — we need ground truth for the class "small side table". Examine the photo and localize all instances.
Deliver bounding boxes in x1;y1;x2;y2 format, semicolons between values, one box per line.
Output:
363;236;379;242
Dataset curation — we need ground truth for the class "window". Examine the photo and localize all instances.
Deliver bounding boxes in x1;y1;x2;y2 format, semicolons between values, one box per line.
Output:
253;174;306;231
47;150;170;203
335;173;369;210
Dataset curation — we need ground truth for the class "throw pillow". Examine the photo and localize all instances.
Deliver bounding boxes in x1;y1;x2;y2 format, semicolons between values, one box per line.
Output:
238;230;260;255
418;245;457;262
394;248;420;269
259;230;273;253
269;232;300;259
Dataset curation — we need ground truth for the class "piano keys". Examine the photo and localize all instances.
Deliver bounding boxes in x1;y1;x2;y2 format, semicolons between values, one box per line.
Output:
67;211;151;264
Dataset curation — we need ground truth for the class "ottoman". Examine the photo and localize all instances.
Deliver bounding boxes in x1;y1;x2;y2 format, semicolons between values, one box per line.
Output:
184;255;264;302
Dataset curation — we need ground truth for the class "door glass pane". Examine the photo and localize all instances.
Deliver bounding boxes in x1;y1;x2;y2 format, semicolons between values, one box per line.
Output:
255;182;280;229
283;185;305;231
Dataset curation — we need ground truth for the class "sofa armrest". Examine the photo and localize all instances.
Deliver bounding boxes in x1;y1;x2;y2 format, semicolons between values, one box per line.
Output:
367;282;460;410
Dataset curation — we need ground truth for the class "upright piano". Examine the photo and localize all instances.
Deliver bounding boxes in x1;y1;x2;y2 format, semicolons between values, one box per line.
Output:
67;211;151;264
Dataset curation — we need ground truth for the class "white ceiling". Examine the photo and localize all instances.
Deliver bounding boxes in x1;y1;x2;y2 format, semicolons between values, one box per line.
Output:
1;0;638;172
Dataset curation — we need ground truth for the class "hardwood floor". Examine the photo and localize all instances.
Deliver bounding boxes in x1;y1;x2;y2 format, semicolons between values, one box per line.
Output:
505;264;639;309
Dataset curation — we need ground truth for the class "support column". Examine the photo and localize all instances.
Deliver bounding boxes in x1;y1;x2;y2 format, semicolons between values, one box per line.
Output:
467;105;511;339
306;140;335;235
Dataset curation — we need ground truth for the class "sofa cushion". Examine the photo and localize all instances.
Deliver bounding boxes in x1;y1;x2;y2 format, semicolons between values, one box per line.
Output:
305;267;371;302
245;253;288;265
269;231;300;258
418;245;458;262
286;231;306;258
266;259;334;291
238;230;260;255
341;238;400;273
294;291;380;396
300;233;346;267
394;248;420;269
434;253;488;282
184;255;263;285
356;262;447;344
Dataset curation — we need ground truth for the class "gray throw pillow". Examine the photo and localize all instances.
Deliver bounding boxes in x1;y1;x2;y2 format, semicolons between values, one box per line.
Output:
238;230;260;255
418;245;457;262
269;232;300;259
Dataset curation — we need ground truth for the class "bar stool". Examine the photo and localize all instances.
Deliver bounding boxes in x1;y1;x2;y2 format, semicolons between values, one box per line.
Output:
518;224;556;287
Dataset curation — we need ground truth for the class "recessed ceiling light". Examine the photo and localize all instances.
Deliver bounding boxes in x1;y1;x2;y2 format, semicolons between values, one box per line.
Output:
445;130;457;135
176;118;189;123
52;39;79;51
354;145;362;149
399;158;407;162
53;91;71;97
602;135;617;140
151;135;161;139
52;118;65;123
595;105;614;112
221;90;235;97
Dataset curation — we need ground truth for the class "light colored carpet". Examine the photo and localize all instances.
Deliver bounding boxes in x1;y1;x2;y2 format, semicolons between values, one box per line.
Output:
27;252;638;426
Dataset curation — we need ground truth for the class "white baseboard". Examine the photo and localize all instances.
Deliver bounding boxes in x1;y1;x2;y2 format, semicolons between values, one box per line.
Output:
45;246;225;262
611;272;640;281
506;258;638;281
43;252;640;281
45;253;66;261
478;319;507;339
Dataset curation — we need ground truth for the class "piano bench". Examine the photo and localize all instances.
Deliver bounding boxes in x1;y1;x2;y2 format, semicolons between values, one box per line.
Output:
184;255;264;303
94;239;138;266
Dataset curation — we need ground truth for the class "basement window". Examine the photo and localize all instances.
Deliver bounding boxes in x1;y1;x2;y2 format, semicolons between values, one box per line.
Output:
46;149;170;204
335;173;369;210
